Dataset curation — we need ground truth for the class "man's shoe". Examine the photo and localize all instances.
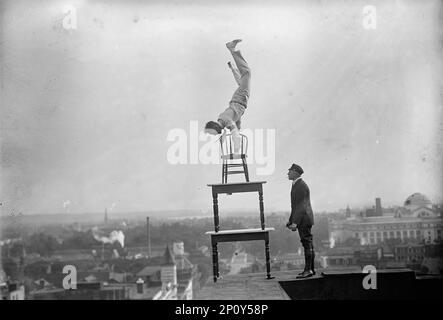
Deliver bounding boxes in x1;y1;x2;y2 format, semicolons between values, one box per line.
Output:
226;39;242;51
296;270;314;279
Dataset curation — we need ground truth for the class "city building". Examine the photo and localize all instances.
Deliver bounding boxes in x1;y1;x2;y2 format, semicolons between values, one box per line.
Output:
329;194;443;247
319;245;399;269
1;281;25;300
274;247;307;268
321;246;356;268
135;242;194;300
394;243;443;265
25;240;196;300
30;281;126;300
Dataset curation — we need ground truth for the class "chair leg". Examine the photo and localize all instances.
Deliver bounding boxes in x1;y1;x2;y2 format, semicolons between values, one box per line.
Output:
242;158;250;182
222;160;225;184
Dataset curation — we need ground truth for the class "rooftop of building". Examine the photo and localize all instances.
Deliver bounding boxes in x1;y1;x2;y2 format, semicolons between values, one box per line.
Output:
404;193;432;208
197;268;443;300
196;270;293;300
342;214;442;225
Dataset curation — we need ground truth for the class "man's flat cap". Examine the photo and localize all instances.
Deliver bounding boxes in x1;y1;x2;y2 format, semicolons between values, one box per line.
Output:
289;163;304;174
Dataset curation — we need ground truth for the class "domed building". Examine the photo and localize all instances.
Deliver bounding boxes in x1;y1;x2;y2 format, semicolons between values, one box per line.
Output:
404;193;432;211
398;193;438;219
328;195;443;247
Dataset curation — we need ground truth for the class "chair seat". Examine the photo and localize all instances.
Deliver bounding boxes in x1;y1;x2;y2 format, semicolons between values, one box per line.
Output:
221;153;247;160
205;228;275;235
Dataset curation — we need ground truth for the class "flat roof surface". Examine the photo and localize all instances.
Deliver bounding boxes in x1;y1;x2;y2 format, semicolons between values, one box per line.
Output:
196;270;315;300
195;268;429;300
321;268;414;275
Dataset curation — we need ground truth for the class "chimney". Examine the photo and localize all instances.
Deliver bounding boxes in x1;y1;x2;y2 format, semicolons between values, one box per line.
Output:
104;208;108;224
375;198;382;216
136;278;144;294
146;217;151;258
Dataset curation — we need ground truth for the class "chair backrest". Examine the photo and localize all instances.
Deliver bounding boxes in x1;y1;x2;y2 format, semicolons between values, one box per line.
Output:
219;132;248;156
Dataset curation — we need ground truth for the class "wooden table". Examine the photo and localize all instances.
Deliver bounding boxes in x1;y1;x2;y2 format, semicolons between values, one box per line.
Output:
205;228;275;283
207;181;267;232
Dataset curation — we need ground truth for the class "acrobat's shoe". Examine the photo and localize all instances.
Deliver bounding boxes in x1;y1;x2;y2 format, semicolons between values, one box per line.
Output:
226;39;242;51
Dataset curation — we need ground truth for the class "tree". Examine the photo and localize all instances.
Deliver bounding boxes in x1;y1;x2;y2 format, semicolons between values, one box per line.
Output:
25;233;59;257
61;230;100;249
9;242;25;259
2;258;19;279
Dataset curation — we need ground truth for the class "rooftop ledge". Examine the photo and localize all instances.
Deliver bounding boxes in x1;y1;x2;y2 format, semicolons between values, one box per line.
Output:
196;269;443;300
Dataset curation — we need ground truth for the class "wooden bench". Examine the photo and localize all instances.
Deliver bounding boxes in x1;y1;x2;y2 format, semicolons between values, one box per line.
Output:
205;228;275;282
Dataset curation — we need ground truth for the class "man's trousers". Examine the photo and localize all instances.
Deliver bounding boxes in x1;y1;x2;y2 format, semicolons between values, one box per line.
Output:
298;225;315;272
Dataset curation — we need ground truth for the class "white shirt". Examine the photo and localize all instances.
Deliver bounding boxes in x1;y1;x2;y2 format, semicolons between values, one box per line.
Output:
292;177;302;185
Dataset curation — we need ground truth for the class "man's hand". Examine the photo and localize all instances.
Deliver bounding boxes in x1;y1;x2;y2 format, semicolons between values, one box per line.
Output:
286;222;297;232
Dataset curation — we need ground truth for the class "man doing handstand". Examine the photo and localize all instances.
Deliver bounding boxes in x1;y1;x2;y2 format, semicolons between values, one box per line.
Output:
204;39;251;152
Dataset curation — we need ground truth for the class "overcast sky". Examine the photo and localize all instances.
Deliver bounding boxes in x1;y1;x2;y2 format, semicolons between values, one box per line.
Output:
1;0;442;216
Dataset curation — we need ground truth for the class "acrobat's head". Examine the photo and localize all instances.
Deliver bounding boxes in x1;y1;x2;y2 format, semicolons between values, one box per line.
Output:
204;121;223;135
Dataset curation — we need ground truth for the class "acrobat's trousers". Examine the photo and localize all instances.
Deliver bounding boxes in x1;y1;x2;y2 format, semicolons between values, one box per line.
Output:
218;50;251;130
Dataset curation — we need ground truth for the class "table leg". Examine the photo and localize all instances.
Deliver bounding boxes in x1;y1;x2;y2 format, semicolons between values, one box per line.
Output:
216;244;220;278
259;191;265;230
212;240;218;283
265;234;273;279
212;192;219;232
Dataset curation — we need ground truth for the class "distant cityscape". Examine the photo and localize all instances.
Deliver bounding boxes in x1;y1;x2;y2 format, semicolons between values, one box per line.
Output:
1;192;442;300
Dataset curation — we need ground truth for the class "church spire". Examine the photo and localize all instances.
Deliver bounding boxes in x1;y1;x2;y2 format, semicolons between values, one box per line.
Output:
162;245;176;266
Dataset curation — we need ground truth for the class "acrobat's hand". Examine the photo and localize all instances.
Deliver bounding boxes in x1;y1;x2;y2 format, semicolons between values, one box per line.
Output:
287;223;297;232
219;130;227;144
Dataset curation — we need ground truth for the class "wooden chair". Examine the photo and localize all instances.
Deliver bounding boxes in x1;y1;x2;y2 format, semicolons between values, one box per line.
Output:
219;132;249;184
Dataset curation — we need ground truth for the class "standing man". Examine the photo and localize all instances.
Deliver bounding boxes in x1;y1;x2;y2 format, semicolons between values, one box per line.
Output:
286;164;315;279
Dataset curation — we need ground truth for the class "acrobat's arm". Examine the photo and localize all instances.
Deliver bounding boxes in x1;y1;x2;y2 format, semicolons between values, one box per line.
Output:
228;125;242;153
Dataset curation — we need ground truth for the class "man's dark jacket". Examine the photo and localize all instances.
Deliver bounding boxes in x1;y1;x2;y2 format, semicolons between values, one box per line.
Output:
289;178;314;226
